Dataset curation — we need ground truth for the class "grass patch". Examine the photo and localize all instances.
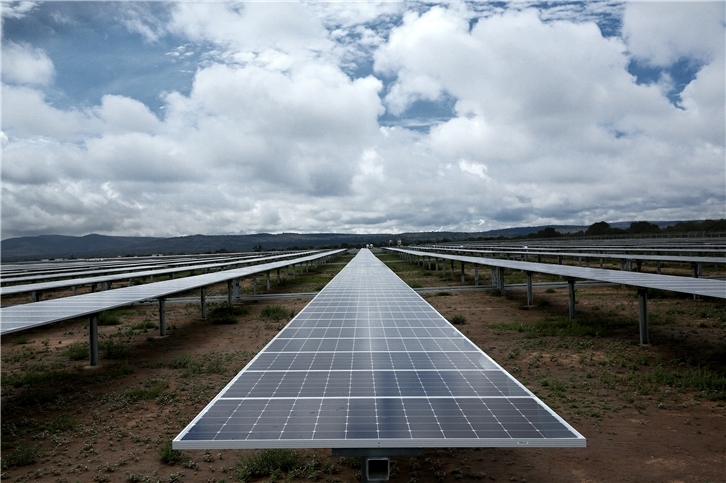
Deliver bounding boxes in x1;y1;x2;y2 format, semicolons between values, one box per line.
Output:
100;339;130;359
0;443;38;469
157;440;183;465
209;304;249;324
65;341;89;361
131;320;157;331
260;305;295;322
449;314;467;325
125;379;169;401
12;334;30;345
492;316;610;337
167;352;231;377
626;365;726;400
99;310;122;326
237;449;305;482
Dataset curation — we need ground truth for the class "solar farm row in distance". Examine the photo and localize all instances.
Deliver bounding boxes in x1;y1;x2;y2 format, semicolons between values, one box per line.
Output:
436;242;726;256
411;246;726;268
174;249;585;450
389;248;726;299
0;251;317;297
0;254;222;277
0;250;344;336
1;252;274;284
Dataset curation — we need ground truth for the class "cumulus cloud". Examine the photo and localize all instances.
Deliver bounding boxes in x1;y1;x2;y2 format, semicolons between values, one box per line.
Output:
623;2;725;66
1;40;55;86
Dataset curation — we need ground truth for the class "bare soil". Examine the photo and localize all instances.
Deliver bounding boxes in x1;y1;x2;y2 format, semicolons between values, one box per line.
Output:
1;252;724;483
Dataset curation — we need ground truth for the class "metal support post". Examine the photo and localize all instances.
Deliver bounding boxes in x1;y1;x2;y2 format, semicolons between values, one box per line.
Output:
657;261;661;274
526;272;533;306
89;313;99;366
253;275;258;296
31;291;41;302
474;267;479;286
692;263;699;299
567;280;576;320
636;260;642;272
72;286;77;296
159;298;167;336
450;259;454;279
497;267;505;296
638;288;649;345
460;262;465;284
491;267;497;286
266;271;271;290
277;268;281;284
201;287;207;319
227;280;233;306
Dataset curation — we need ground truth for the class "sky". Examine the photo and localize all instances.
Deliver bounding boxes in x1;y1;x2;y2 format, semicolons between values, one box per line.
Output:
1;0;724;239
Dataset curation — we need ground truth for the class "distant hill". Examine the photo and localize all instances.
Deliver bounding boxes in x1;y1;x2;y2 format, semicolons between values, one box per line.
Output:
1;220;719;262
0;230;536;261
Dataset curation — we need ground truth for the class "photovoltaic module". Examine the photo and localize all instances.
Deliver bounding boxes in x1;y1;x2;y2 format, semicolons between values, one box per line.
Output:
174;249;585;449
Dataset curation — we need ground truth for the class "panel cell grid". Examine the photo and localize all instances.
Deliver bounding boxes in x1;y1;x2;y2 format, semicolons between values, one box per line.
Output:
174;249;585;449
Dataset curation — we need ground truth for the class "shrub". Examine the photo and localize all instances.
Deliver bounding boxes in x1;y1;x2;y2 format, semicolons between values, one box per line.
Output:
209;305;248;324
237;449;305;482
99;311;121;326
131;320;156;331
0;443;37;469
157;441;183;465
260;305;294;322
449;314;467;325
100;339;130;359
65;342;89;361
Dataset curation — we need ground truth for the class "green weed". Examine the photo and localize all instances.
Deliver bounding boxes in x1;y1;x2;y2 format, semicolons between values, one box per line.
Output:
131;320;157;331
449;314;467;326
65;342;89;361
99;310;122;326
492;316;609;338
0;443;37;469
260;305;295;322
12;334;30;345
209;304;248;324
237;449;315;483
100;339;130;359
157;441;183;465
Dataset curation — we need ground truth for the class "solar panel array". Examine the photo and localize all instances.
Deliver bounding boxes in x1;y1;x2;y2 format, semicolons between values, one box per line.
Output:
0;251;315;296
0;250;342;335
174;249;585;449
390;248;726;299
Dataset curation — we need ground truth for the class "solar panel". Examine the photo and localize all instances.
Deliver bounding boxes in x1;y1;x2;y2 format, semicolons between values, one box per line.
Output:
174;249;585;449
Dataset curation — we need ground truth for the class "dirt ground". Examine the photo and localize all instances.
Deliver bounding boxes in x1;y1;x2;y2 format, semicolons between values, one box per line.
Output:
1;251;724;483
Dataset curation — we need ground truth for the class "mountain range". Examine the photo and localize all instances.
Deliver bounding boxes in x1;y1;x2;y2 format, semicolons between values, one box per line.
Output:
1;221;692;262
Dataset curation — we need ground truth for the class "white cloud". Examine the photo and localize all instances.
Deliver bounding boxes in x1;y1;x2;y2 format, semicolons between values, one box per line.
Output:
623;1;725;66
1;1;38;20
1;40;55;86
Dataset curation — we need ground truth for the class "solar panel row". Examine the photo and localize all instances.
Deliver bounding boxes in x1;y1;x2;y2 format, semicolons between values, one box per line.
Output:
174;249;585;450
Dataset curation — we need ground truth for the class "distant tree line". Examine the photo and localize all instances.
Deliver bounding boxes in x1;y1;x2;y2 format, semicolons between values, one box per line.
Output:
523;219;726;239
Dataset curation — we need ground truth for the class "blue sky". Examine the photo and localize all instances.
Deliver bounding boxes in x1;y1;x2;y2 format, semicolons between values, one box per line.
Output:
2;1;724;238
